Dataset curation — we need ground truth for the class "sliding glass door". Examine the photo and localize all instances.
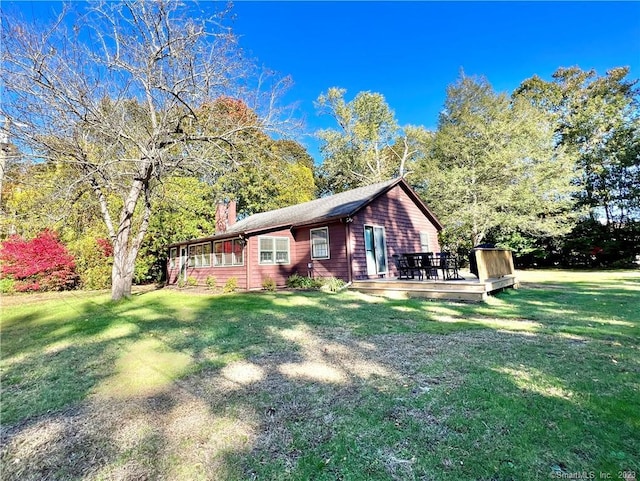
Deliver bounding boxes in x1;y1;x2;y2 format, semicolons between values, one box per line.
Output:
364;225;387;276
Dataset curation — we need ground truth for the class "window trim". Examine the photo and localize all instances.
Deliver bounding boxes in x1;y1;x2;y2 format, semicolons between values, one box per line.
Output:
188;242;212;268
169;247;177;269
258;235;291;265
419;231;430;253
213;238;245;267
310;227;330;260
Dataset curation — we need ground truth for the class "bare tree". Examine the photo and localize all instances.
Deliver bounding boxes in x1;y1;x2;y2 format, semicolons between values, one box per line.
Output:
1;1;292;299
315;88;429;193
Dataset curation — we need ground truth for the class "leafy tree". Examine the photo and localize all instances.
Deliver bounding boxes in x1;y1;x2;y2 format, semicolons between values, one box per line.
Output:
219;159;315;217
274;160;316;207
516;67;640;224
316;88;426;193
0;118;20;211
271;139;315;171
0;160;82;239
0;230;77;291
214;122;316;216
268;139;317;207
68;235;113;290
1;1;290;300
516;66;640;264
417;73;577;250
560;218;640;267
135;176;217;283
1;158;120;286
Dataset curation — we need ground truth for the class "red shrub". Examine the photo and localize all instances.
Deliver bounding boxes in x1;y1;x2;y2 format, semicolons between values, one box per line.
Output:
0;230;78;291
96;237;113;258
14;281;41;292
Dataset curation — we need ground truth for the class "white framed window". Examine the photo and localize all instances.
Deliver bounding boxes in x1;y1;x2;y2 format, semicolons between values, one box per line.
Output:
169;247;177;269
213;239;244;266
259;236;290;265
188;242;211;268
310;227;330;260
420;232;430;252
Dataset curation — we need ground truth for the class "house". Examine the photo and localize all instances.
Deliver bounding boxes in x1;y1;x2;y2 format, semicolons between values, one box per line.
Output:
166;177;443;289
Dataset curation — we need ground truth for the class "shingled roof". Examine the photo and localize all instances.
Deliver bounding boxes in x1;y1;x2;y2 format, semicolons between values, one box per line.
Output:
169;177;441;246
226;178;408;235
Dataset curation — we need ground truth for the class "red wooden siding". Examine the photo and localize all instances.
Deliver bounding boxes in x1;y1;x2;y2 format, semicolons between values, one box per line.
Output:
166;242;249;290
349;183;441;280
246;228;296;289
244;224;350;288
196;264;247;290
292;222;350;282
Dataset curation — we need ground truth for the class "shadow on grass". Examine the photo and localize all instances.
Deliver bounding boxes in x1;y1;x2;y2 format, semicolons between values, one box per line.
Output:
1;272;639;479
2;279;637;412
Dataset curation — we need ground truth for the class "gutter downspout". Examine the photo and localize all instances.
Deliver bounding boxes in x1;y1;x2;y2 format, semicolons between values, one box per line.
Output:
345;218;353;284
245;236;251;291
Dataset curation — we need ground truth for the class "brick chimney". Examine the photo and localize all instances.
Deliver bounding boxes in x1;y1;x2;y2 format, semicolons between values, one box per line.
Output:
215;200;237;233
227;200;236;227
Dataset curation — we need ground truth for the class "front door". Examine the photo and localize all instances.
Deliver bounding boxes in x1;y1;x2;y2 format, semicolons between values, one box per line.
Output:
179;247;188;282
364;225;387;276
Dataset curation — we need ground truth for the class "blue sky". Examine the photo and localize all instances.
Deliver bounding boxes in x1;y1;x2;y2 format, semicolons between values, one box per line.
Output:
232;1;640;159
6;1;640;162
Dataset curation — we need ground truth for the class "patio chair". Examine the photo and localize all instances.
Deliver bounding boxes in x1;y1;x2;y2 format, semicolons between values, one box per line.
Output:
392;254;411;279
419;253;439;280
439;252;464;280
404;254;424;280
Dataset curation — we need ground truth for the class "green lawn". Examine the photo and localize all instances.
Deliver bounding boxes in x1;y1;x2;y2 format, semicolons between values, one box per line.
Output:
1;270;639;480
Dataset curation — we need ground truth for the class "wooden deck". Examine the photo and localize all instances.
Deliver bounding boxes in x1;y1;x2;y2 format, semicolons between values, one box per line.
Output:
351;273;518;302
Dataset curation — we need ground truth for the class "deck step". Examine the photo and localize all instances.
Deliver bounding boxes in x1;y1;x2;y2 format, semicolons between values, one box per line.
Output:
352;286;486;302
353;280;486;293
350;275;517;302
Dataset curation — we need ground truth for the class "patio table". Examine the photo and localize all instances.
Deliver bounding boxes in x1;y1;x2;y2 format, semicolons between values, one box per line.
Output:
401;253;439;280
393;254;423;280
431;252;464;280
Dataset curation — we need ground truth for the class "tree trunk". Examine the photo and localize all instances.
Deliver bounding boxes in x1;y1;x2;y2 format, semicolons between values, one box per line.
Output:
111;267;133;300
471;230;484;247
109;176;153;301
111;241;135;300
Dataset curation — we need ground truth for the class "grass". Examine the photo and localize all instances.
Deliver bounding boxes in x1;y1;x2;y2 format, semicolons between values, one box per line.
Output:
1;270;639;480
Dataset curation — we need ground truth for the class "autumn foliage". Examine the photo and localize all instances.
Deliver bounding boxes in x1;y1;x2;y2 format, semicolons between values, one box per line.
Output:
0;230;78;292
96;237;114;258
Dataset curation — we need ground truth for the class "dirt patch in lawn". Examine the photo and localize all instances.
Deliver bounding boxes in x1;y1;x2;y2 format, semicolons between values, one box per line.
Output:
0;329;527;480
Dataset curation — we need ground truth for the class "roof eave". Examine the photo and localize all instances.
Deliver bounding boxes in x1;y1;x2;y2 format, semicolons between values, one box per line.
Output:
243;213;350;236
167;230;247;248
168;214;357;248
